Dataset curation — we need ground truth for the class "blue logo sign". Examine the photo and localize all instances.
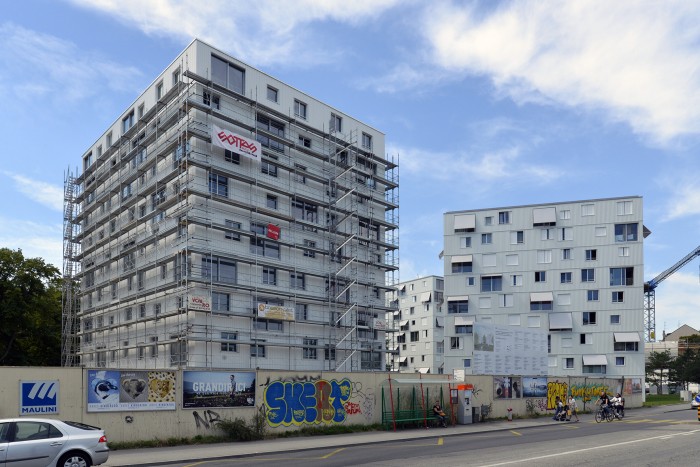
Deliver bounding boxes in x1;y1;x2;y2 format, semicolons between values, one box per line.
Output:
20;380;59;415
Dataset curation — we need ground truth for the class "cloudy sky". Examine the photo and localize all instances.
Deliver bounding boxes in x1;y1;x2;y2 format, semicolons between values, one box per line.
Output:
2;0;700;336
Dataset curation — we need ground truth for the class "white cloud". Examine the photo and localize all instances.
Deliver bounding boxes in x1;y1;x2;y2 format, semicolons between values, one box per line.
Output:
3;172;64;212
420;1;700;144
0;22;142;104
661;180;700;221
0;218;63;268
654;271;700;335
69;0;402;67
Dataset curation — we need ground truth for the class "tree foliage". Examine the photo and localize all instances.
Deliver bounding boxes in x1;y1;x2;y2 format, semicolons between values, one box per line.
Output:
0;248;62;366
645;350;674;391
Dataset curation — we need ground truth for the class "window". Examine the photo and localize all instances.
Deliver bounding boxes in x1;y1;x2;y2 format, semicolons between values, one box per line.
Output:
616;357;625;366
534;271;546;282
500;294;513;307
266;194;278;209
583;311;597;325
558;293;571;305
172;68;180;85
267;86;278;102
154;303;161;318
251;343;266;357
467;277;475;286
498;211;510;224
460;236;472;248
565;358;574;369
581;268;595;282
610;267;634;286
511;231;524;244
481;233;492;244
447;300;468;314
295;303;308;321
250;224;280;258
612;291;624;303
511;275;522;286
479;296;492;308
619;247;630;257
484;216;493;226
221;332;237;352
294;99;307;119
581;204;595;216
463;358;471;368
211;55;245;94
455;324;473;334
224;149;240;165
212;292;230;312
209;172;228;197
530;300;552;311
301;338;317;359
614;341;639;351
585;249;597;261
537;250;552;263
290;272;305;289
617;200;633;215
254;319;283;332
139;304;146;318
587;289;599;301
560;272;572;284
298;136;311;149
137;271;144;290
106;132;112;147
225;220;241;240
303;239;316;258
560;209;571;220
481;275;502;292
541;228;554;240
450;337;463;350
324;344;336;361
262;267;277;285
122;110;135;133
294;164;307;184
156;81;164;99
611;314;621;324
560;227;573;241
203;91;221;110
362;132;372;149
125;307;133;321
615;223;638;242
452;261;472;273
331;113;342;132
256;114;285;153
410;331;419;342
292;200;318;223
202;256;237;283
580;333;592;344
527;316;541;328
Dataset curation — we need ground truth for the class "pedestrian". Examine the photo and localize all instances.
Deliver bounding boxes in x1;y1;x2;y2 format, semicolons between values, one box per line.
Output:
553;396;562;420
567;395;579;422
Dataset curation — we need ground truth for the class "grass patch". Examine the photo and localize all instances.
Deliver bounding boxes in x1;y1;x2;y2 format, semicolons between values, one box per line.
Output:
642;393;683;407
275;423;383;438
109;435;227;450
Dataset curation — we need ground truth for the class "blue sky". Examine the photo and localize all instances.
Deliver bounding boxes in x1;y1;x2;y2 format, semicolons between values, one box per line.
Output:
2;1;700;336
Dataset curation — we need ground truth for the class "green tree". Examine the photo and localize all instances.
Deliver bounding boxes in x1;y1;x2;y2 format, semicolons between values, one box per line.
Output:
0;248;62;366
646;350;675;394
670;348;700;389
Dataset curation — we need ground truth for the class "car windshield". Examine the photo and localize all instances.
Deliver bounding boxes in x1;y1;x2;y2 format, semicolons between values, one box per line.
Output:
62;421;101;431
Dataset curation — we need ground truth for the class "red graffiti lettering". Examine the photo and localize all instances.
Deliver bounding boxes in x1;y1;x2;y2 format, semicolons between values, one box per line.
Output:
344;402;362;415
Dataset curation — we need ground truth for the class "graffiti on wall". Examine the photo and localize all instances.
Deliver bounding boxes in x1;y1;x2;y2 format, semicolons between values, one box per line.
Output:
348;381;375;421
547;381;568;410
525;398;548;415
192;409;221;429
263;378;352;427
570;383;610;402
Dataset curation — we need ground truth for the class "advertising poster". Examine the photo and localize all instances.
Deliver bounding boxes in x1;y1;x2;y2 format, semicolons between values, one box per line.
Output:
623;377;643;395
493;376;522;399
183;371;256;408
87;370;176;412
473;323;548;375
522;377;548;397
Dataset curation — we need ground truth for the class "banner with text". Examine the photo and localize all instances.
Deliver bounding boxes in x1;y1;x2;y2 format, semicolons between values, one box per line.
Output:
211;124;261;162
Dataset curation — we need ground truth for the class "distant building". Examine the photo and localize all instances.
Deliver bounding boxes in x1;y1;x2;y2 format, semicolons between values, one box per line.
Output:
63;39;399;371
442;197;646;379
386;276;445;373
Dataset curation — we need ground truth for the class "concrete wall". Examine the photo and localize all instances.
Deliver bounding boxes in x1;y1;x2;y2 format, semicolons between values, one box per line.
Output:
0;367;643;442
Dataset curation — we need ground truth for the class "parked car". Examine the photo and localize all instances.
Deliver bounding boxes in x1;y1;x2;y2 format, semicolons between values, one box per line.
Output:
0;418;109;467
691;394;700;409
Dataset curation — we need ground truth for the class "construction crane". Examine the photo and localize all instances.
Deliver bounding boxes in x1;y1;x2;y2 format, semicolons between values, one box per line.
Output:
644;245;700;342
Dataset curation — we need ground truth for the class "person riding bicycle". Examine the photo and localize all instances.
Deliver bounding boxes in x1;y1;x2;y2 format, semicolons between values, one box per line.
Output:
612;392;624;417
433;400;447;427
596;391;611;417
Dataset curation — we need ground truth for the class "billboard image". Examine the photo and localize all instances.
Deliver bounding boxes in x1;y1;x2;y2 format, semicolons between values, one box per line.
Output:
183;371;256;408
87;370;176;412
522;377;548;397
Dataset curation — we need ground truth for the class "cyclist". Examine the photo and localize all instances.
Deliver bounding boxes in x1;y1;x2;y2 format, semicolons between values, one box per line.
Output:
596;391;611;418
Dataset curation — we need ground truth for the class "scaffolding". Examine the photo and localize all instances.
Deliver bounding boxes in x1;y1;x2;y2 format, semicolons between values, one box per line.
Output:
61;169;81;367
66;45;398;371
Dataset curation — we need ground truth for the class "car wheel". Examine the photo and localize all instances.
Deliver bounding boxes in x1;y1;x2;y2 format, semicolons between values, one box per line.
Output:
58;452;91;467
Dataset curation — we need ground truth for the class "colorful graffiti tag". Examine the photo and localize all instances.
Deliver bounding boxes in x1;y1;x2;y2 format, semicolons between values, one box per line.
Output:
547;381;568;410
263;378;352;427
570;383;610;402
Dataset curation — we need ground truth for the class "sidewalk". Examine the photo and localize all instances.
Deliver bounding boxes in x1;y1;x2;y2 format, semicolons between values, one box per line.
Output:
103;415;563;466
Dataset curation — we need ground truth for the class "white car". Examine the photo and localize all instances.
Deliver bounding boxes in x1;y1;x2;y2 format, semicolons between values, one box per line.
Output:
0;418;109;467
692;394;700;409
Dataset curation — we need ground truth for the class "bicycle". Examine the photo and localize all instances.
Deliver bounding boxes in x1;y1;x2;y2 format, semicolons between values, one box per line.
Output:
594;404;615;423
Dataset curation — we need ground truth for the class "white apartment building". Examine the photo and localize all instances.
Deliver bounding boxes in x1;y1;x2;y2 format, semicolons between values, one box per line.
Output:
386;276;445;373
442;197;645;379
62;39;399;371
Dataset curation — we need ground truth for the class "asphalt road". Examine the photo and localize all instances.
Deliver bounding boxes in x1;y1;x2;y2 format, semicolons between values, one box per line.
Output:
154;406;700;467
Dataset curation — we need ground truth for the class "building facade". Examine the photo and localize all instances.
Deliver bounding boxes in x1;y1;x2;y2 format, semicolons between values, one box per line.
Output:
63;39;399;371
385;276;445;373
442;197;645;378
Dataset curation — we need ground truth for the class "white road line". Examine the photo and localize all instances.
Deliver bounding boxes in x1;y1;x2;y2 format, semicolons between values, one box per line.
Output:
477;429;700;467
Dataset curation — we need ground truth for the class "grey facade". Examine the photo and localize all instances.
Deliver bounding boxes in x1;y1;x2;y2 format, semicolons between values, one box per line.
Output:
63;39;398;371
442;197;645;379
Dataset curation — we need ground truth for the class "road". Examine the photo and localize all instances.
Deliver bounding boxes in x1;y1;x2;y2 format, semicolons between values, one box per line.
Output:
138;406;700;467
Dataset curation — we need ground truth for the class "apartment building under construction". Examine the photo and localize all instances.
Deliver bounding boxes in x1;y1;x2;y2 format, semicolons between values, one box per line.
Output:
62;39;399;371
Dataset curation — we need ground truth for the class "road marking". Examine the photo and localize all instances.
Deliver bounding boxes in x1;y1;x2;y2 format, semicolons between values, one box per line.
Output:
563;425;579;429
477;429;700;467
437;437;444;445
509;430;522;436
321;448;345;459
